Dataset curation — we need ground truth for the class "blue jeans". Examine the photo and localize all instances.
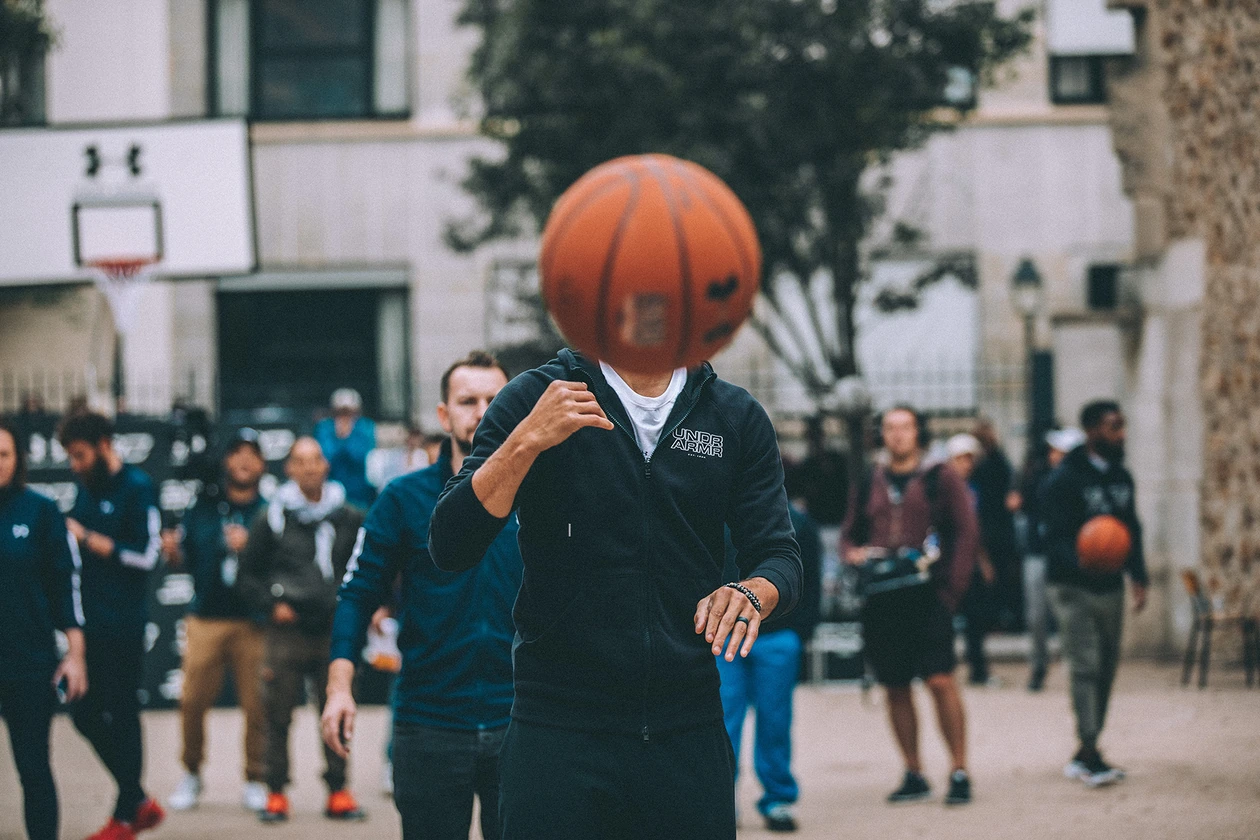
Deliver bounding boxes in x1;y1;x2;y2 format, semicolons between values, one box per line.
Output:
716;628;801;813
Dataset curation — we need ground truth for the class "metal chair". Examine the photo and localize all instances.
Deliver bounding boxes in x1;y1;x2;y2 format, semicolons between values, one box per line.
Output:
1181;569;1258;688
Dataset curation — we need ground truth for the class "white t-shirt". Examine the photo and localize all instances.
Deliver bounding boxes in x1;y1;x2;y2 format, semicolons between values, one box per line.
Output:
600;362;688;459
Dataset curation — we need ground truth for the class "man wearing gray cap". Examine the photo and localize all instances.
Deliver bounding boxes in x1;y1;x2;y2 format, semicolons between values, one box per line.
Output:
315;389;377;511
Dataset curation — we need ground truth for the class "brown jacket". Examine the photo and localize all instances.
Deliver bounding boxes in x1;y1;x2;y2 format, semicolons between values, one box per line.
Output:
841;461;979;612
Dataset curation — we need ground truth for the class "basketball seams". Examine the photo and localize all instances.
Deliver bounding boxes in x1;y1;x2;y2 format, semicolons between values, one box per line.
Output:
594;168;642;360
540;171;631;297
674;160;758;284
641;156;693;369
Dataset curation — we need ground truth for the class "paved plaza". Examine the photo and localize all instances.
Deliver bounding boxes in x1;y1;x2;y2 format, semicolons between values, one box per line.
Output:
2;661;1258;840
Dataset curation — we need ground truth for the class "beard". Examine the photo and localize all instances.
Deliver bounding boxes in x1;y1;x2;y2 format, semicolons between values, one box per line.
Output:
452;435;473;458
1096;439;1125;463
82;456;113;494
226;473;261;493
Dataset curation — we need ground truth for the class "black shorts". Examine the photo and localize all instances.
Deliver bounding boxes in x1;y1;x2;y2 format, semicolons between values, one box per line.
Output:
860;585;956;687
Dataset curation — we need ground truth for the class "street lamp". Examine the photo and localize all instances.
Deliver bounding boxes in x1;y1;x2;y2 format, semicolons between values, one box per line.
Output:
1010;257;1044;442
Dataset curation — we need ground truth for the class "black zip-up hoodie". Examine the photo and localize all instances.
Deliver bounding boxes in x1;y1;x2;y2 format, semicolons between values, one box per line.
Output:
429;349;802;738
1042;445;1148;592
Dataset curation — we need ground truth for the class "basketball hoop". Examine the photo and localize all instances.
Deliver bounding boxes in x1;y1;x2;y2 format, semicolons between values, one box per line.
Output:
87;257;157;337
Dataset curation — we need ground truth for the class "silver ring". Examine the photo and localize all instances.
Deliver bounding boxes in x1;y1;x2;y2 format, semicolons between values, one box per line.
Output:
735;616;751;626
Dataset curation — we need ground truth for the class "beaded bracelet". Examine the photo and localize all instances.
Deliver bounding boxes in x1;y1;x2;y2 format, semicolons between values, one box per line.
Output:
724;581;762;613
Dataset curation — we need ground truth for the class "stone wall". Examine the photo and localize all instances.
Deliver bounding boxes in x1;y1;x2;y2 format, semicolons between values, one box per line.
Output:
1109;0;1260;616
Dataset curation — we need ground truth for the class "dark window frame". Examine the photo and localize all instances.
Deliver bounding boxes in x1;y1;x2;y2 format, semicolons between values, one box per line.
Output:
1086;264;1121;311
1048;55;1107;106
207;0;409;122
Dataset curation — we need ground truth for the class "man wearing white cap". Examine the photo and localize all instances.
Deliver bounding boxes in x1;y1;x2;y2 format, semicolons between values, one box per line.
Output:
315;389;377;511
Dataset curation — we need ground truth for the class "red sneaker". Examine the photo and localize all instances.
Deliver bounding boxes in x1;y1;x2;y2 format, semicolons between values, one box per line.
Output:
259;792;289;823
84;819;136;840
324;789;366;821
132;799;165;833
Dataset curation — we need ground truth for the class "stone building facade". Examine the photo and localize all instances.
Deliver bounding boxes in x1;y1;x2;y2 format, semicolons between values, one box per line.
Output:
1107;0;1260;631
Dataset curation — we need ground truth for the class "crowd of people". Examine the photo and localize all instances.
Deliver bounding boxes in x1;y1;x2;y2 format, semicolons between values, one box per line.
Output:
0;347;1150;840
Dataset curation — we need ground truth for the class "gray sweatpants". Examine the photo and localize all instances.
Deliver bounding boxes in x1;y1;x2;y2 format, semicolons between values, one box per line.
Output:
1047;584;1124;751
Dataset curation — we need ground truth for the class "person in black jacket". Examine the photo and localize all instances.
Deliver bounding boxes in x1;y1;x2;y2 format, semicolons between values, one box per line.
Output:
1043;400;1148;788
0;419;88;840
428;349;803;840
322;351;523;840
60;411;165;840
164;430;269;813
237;437;366;823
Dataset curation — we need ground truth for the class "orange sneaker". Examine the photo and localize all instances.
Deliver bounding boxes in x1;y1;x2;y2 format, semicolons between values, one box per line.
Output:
132;799;165;832
259;792;289;823
324;789;366;821
84;819;136;840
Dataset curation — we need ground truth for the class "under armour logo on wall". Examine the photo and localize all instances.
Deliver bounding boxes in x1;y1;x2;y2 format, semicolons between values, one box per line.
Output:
12;524;30;539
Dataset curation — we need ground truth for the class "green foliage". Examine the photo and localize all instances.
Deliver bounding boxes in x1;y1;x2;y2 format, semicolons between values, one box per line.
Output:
452;0;1032;401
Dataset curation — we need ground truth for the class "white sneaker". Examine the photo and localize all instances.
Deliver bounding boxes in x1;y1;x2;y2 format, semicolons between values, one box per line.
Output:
381;761;394;796
1064;760;1088;780
242;781;268;812
168;773;202;811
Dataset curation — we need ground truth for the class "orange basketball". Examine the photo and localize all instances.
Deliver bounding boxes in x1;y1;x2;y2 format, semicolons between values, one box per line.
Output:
1076;515;1132;573
539;154;762;374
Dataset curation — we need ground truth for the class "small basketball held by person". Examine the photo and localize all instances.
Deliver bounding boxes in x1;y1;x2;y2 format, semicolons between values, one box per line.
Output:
539;154;762;374
1076;515;1132;573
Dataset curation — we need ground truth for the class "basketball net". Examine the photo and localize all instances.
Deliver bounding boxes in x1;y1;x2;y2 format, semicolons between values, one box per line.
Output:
87;258;156;337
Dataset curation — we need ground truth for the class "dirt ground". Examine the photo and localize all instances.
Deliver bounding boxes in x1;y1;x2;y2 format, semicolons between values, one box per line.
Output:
2;661;1258;840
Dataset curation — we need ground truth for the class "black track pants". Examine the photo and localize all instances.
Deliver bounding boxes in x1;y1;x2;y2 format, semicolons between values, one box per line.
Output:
498;719;735;840
0;678;59;840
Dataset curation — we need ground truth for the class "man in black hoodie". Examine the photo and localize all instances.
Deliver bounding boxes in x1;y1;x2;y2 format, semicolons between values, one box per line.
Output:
1042;400;1148;788
428;349;802;840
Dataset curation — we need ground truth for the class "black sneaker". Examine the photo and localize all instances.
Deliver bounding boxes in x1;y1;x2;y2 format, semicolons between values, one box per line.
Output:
887;770;931;803
762;803;798;833
1080;754;1123;788
944;770;971;805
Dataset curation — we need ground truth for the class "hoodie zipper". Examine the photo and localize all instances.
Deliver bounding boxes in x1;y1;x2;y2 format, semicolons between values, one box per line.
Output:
572;360;715;742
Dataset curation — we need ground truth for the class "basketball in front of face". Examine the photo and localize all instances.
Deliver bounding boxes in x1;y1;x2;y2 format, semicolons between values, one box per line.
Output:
539;154;761;374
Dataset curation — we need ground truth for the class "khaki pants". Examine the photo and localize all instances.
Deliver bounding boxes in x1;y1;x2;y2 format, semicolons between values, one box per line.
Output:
179;615;266;782
262;626;347;793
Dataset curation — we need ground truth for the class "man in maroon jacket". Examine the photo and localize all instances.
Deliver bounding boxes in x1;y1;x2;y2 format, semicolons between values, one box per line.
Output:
843;406;979;806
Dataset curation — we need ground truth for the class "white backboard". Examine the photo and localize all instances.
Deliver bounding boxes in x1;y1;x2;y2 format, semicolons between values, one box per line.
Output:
0;119;256;285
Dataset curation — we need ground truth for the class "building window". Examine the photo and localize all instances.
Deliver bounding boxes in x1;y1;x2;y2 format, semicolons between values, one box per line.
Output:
1087;264;1120;310
210;0;408;120
940;66;977;110
1049;55;1106;105
0;1;49;126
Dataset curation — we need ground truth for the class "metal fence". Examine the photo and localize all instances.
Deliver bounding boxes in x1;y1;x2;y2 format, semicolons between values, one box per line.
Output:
0;366;184;417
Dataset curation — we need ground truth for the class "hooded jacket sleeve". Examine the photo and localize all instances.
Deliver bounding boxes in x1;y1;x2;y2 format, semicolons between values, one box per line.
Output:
726;398;802;617
1120;474;1149;587
936;463;979;612
330;492;402;663
41;498;84;631
112;477;162;572
429;372;547;572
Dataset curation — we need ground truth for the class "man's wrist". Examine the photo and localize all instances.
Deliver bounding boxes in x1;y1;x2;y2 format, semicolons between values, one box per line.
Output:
327;658;356;695
742;577;781;616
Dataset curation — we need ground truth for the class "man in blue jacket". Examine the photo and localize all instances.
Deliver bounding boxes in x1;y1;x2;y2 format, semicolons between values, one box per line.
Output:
322;351;521;840
315;388;377;511
60;411;164;840
428;349;802;840
1043;400;1148;789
